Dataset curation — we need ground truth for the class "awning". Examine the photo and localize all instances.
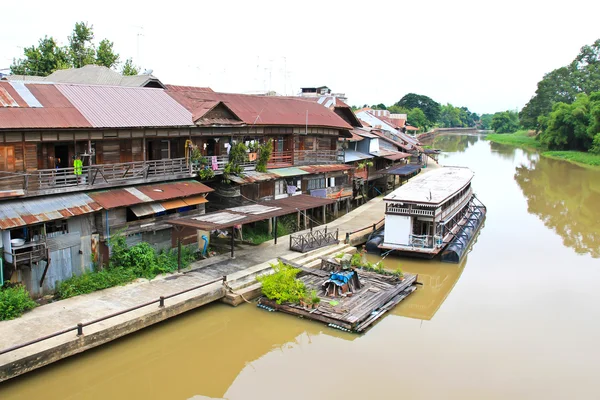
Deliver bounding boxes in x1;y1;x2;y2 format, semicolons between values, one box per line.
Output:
382;164;422;176
344;150;373;163
130;196;208;217
166;194;335;231
0;193;101;229
379;150;411;161
268;167;310;177
89;180;213;209
183;195;208;206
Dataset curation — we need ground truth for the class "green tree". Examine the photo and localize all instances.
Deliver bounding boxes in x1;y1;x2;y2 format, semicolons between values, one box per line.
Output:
386;105;409;115
491;110;519;133
520;39;600;130
10;21;130;77
395;93;441;124
121;58;140;76
96;39;120;68
440;103;462;127
407;108;428;131
10;36;69;76
541;93;597;151
480;114;493;130
68;22;96;68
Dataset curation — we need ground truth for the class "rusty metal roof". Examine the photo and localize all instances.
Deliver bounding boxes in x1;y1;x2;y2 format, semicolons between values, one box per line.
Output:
298;164;353;174
56;84;192;128
166;194;335;231
0;193;101;229
167;86;352;129
267;167;310;177
228;171;279;184
377;149;411;161
89;180;213;209
0;82;91;129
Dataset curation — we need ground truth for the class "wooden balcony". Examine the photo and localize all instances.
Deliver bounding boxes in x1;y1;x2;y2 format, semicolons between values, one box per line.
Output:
293;150;342;165
0;158;195;198
267;150;293;168
4;241;48;267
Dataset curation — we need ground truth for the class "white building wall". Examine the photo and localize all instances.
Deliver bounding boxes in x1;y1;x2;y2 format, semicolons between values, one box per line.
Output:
384;214;412;245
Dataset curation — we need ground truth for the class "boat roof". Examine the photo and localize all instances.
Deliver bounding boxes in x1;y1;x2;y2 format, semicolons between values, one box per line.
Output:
384;167;474;205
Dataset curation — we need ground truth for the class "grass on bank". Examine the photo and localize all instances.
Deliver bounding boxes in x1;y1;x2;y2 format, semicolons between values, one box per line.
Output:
485;130;542;149
542;151;600;167
485;130;600;168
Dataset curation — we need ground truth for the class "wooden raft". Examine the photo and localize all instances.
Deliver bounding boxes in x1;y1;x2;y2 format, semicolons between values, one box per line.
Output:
259;260;417;333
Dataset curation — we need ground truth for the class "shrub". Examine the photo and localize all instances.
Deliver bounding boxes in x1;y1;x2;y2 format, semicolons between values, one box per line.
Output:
257;261;306;304
0;285;37;320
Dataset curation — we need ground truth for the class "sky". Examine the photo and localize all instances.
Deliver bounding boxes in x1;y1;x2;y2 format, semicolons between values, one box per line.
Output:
1;0;599;115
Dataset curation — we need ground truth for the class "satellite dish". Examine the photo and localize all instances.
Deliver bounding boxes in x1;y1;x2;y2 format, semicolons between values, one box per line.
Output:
142;69;153;75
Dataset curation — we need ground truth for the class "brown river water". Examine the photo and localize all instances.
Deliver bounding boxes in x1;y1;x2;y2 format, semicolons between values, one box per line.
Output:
1;134;599;400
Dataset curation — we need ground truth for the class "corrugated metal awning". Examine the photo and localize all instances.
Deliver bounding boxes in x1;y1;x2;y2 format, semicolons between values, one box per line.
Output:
130;203;166;217
344;150;373;163
183;195;208;206
161;199;188;210
268;167;310;177
0;193;101;229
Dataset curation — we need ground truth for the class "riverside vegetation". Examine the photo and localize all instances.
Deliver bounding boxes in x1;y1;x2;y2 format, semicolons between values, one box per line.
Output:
56;231;197;299
0;284;38;321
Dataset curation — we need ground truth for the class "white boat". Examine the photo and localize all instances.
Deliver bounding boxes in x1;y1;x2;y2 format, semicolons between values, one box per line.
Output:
371;167;486;261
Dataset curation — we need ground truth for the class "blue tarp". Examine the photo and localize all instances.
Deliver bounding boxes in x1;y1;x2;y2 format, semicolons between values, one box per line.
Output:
384;164;421;176
329;271;354;284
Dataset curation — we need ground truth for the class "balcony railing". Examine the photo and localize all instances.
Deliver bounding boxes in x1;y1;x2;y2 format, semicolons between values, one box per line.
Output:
267;150;293;168
4;241;47;266
293;150;341;165
409;234;443;249
387;204;435;217
0;158;195;197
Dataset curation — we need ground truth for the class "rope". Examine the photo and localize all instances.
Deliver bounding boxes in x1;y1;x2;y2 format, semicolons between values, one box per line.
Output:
224;281;252;304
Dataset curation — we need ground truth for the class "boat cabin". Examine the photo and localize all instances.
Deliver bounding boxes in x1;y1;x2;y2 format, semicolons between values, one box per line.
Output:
381;167;475;257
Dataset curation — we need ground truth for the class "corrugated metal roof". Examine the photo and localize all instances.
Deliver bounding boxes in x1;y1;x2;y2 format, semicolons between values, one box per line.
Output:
10;82;43;107
228;171;279;184
344;150;373;163
57;84;192;128
0;82;92;129
167;86;352;129
0;193;101;229
299;164;353;174
0;86;19;107
26;65;165;88
268;167;310;177
130;202;166;217
89;180;213;209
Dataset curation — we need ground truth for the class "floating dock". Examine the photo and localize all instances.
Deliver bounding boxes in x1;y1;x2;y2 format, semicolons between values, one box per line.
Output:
258;258;417;333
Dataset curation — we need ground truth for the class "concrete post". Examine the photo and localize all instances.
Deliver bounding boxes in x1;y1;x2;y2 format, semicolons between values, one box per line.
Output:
334;201;338;218
304;211;308;231
268;218;273;235
322;205;326;224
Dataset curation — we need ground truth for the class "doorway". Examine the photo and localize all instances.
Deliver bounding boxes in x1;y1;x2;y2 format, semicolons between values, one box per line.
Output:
54;145;69;168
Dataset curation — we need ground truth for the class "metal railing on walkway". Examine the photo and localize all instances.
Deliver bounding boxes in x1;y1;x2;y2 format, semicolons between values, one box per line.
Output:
289;226;339;253
0;276;226;357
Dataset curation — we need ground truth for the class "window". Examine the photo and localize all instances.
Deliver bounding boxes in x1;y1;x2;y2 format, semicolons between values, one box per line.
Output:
46;219;68;236
275;179;286;196
335;175;348;187
307;177;326;191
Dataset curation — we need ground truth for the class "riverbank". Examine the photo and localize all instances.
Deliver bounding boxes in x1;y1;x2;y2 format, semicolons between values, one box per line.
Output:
485;130;600;168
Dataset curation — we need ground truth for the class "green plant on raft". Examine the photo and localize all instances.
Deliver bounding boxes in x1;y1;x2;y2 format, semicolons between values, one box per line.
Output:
310;290;320;304
0;284;37;320
257;260;306;304
255;139;273;173
393;268;404;278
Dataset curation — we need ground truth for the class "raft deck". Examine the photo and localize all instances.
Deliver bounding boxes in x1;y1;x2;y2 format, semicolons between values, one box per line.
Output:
259;264;417;333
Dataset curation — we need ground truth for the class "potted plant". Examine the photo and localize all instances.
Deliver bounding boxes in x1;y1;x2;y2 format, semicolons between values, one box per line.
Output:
310;290;320;309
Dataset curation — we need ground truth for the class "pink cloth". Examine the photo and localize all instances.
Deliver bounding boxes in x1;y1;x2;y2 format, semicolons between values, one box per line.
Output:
211;156;218;170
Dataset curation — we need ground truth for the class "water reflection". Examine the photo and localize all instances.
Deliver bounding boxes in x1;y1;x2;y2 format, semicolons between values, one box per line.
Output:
515;156;600;258
425;133;479;153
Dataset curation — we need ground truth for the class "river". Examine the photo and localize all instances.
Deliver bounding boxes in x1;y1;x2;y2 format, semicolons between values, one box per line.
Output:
1;134;599;400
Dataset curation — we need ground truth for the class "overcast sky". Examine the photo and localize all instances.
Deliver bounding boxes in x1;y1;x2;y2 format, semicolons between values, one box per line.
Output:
1;0;599;114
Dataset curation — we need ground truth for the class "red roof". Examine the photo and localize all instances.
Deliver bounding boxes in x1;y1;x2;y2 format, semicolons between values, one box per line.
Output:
0;82;91;129
166;86;352;130
299;164;353;174
89;180;213;209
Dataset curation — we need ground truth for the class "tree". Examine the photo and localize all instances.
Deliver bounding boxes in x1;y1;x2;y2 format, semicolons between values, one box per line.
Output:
121;58;140;76
10;36;69;76
395;93;441;124
491;110;519;133
96;39;119;68
68;22;96;68
440;103;462;127
541;93;599;151
10;21;129;77
407;108;428;131
387;105;410;115
480;114;494;130
520;39;600;130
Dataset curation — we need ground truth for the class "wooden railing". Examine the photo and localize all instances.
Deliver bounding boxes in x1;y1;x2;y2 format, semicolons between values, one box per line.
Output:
293;150;341;165
267;150;293;167
0;158;194;196
289;226;339;253
4;242;47;266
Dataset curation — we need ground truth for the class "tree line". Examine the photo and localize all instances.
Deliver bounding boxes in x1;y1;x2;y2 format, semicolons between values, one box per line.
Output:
352;93;480;132
10;22;140;77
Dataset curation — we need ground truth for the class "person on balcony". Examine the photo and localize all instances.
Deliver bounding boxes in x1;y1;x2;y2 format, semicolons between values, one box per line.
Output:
73;155;83;183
